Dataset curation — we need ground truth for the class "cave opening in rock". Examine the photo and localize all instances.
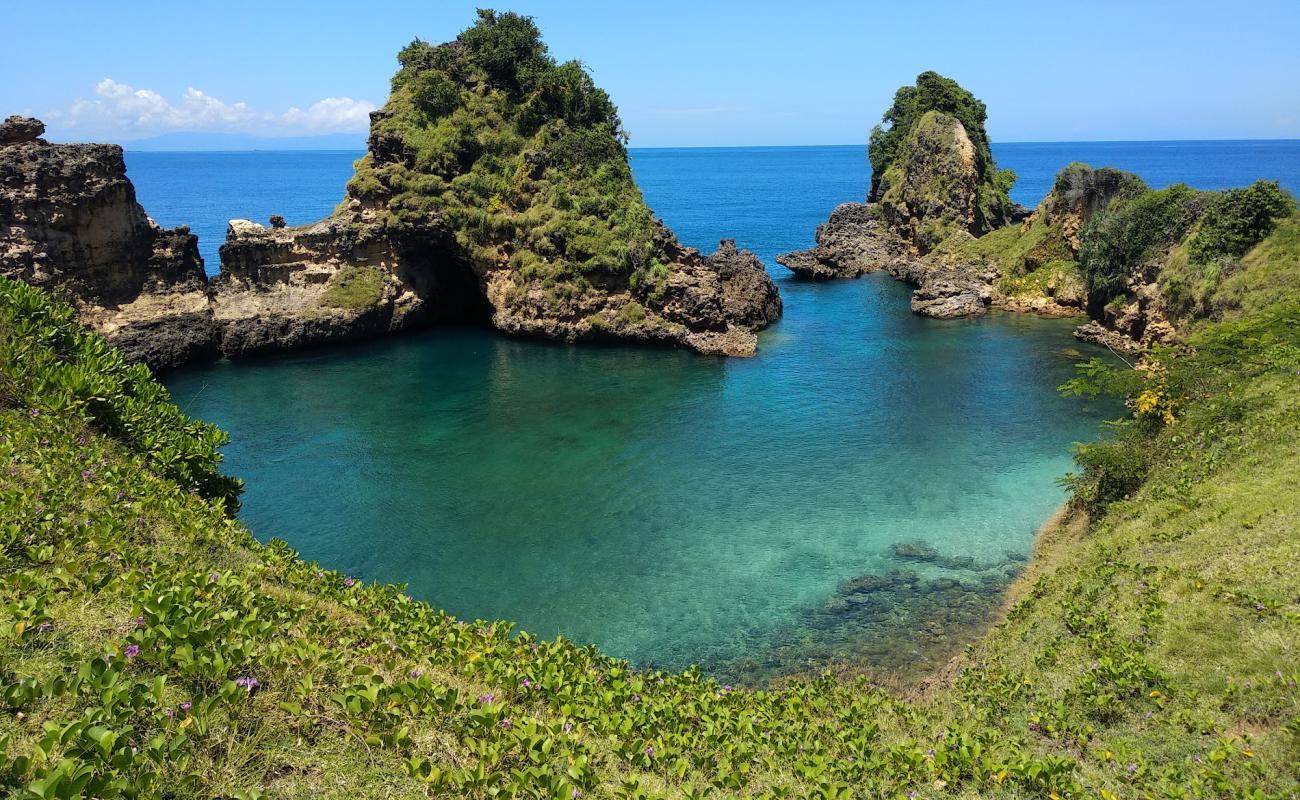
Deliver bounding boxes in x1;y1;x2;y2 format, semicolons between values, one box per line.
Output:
415;244;495;328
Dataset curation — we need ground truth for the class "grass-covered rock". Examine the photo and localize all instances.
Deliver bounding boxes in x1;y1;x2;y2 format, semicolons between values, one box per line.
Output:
306;9;781;357
868;72;1017;251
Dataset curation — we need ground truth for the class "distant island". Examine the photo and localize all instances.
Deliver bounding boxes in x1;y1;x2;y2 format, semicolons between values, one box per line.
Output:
1;9;1297;800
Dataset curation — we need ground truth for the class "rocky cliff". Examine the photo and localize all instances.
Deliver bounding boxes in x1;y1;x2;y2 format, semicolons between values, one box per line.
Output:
776;69;1297;353
208;10;780;359
0;115;218;368
0;13;781;368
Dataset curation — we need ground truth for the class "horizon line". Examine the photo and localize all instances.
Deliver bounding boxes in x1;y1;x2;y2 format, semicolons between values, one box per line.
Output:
111;136;1300;154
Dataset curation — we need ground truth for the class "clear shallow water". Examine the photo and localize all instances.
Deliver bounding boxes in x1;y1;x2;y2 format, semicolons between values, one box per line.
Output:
147;140;1296;679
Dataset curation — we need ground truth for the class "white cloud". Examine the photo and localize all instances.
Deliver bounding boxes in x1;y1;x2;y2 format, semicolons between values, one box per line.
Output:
48;78;375;139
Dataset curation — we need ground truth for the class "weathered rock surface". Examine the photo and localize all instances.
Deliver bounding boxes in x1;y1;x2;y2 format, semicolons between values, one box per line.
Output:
0;127;218;368
1;116;46;146
876;111;984;254
1;114;779;368
774;203;909;279
909;279;991;318
210;212;456;357
482;231;780;357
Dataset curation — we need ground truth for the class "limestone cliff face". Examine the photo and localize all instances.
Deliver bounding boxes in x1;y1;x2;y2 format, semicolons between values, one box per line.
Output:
876;111;984;254
2;16;783;368
0;116;217;368
206;14;781;359
210;212;464;357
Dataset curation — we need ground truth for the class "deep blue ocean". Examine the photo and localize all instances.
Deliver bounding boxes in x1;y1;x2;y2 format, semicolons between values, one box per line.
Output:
126;140;1300;271
134;140;1298;680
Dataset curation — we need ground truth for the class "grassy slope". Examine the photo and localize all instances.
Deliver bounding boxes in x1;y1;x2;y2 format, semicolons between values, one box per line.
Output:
1;224;1298;798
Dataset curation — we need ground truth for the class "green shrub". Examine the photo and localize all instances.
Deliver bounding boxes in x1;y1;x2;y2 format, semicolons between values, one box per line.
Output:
0;277;241;507
1187;180;1295;264
1064;432;1158;517
1078;184;1204;308
410;70;460;118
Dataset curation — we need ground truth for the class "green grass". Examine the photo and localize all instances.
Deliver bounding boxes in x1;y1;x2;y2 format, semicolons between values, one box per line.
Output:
1;209;1299;796
318;267;387;311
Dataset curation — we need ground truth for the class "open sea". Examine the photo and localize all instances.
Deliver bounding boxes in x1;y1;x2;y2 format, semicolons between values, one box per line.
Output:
132;140;1298;680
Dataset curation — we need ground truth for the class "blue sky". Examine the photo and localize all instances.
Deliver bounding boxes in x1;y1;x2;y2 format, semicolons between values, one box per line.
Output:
4;0;1299;147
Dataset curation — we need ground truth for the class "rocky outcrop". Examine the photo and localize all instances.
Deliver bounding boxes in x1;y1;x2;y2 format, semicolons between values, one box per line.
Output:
3;68;779;367
0;118;218;368
774;203;909;278
210;213;458;357
876;110;983;253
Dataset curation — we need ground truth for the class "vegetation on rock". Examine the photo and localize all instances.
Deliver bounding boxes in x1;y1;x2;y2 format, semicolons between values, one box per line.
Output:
346;9;663;292
867;72;1016;242
317;267;387;311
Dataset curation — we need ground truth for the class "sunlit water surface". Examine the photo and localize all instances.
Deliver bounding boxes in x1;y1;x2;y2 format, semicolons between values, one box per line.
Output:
141;140;1297;678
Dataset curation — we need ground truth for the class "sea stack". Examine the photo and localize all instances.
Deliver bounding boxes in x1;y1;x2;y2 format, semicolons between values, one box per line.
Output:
212;10;781;358
0;13;782;369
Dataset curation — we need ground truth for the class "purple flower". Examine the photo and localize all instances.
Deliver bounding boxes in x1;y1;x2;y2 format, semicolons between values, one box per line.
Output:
29;409;39;418
410;669;421;679
645;744;655;757
315;571;324;579
521;678;532;689
132;615;145;629
500;718;512;730
208;573;219;583
478;693;496;704
235;676;260;692
1255;602;1266;611
124;644;139;659
180;702;191;712
571;790;580;799
345;577;356;588
563;722;573;733
37;621;52;632
163;708;173;718
81;470;93;480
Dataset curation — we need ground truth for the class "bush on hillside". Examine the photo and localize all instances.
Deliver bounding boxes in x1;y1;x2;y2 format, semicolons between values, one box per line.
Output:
1187;180;1295;264
0;277;241;507
1078;184;1205;308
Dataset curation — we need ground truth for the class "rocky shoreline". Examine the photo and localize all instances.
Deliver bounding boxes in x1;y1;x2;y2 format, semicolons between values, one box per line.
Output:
777;74;1187;353
1;109;780;370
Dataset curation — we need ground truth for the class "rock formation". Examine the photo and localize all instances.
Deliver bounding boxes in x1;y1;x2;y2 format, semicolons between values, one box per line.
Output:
0;115;218;368
777;72;1018;289
0;14;781;368
776;70;1216;351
